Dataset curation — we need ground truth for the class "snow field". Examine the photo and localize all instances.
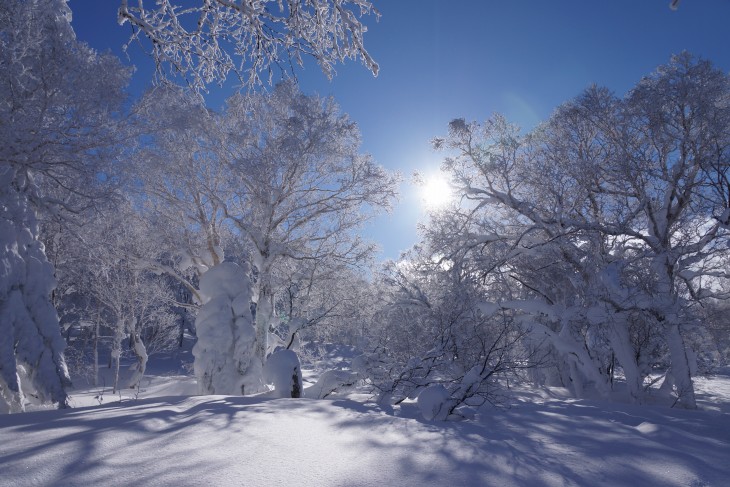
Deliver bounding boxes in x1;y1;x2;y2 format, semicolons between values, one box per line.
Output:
1;371;729;487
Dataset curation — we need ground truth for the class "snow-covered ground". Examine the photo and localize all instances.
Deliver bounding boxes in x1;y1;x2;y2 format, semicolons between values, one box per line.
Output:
1;365;729;487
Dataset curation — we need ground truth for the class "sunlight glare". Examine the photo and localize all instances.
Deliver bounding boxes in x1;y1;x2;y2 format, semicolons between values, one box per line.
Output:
420;174;453;210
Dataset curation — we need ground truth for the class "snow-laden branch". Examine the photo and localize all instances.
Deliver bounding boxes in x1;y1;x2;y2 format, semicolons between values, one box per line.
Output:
118;0;380;91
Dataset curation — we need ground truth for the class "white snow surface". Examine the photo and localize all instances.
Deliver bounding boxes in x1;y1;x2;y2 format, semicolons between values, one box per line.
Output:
1;370;730;486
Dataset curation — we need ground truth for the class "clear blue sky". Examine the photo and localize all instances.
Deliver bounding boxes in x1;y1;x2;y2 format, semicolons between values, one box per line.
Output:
69;0;730;261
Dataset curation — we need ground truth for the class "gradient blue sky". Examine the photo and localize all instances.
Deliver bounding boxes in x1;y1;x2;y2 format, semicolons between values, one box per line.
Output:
70;0;730;261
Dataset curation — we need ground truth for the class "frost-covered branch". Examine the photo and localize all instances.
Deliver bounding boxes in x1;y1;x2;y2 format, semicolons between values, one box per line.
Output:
118;0;380;91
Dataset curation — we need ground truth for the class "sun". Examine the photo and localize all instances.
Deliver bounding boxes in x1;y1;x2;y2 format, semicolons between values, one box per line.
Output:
419;173;453;210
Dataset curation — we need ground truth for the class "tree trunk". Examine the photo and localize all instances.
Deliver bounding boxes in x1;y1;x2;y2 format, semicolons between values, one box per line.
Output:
113;352;121;394
652;255;697;409
608;323;643;403
112;321;123;394
253;257;275;364
128;332;148;389
93;320;99;387
664;322;697;408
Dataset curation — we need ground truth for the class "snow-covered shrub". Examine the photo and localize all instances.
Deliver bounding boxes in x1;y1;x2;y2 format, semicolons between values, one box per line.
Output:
362;254;535;418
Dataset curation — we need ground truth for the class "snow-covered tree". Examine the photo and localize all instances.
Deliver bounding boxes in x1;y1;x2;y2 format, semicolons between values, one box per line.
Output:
129;83;396;396
129;87;235;306
117;0;380;91
0;178;71;412
0;0;129;412
429;54;730;408
193;262;263;395
427;115;612;399
213;82;398;365
78;207;179;392
613;54;730;407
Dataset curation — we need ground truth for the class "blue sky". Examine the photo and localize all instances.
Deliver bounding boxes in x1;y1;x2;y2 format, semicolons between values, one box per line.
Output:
69;0;730;261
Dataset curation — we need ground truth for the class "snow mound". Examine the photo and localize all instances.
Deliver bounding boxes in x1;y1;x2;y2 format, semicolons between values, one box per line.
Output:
635;422;660;434
263;349;302;398
417;384;451;421
305;369;359;399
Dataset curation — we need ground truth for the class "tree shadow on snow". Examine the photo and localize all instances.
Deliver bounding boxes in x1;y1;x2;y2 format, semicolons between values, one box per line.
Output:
1;394;728;487
322;396;729;487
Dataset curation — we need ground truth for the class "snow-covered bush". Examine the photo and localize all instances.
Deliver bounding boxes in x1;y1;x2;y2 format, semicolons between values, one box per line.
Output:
304;369;360;399
417;384;452;421
362;253;536;418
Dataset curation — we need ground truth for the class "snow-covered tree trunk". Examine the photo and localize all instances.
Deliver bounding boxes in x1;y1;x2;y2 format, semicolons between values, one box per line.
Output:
606;322;644;404
663;320;697;408
111;322;124;394
193;262;264;395
563;328;609;398
646;249;698;408
93;319;100;388
252;254;276;364
128;330;149;389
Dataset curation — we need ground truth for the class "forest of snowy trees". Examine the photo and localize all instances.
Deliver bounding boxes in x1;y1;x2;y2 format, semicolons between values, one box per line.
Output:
2;0;729;417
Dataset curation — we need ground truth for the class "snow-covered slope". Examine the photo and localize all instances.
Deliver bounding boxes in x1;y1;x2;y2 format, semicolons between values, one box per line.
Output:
2;372;730;487
0;362;730;487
